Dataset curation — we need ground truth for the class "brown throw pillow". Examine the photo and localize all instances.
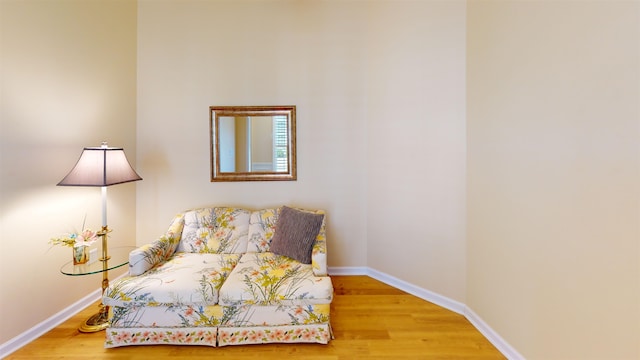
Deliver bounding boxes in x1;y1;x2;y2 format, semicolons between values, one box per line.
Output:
270;206;324;264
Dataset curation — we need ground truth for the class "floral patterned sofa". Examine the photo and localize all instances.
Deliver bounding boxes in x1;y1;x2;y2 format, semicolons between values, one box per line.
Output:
102;206;333;348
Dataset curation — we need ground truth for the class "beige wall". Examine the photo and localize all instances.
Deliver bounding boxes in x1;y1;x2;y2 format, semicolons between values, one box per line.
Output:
0;0;137;344
365;1;468;302
135;0;373;268
135;0;467;303
467;1;639;359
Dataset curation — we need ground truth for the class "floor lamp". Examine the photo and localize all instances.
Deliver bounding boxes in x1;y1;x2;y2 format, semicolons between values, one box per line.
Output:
57;142;142;332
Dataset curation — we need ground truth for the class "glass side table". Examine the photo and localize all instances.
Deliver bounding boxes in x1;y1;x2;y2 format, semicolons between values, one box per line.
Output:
60;246;135;332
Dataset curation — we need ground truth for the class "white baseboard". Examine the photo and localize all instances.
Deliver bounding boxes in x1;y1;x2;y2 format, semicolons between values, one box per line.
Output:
328;266;367;276
328;266;521;360
465;307;525;360
365;267;466;315
329;266;465;314
0;288;101;358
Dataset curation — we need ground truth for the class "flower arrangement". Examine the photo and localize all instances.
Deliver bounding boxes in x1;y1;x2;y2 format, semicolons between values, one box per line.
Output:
50;217;102;264
50;228;99;248
50;223;100;265
50;214;101;249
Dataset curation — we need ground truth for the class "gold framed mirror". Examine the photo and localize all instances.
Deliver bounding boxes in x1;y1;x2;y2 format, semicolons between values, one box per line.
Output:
210;105;296;182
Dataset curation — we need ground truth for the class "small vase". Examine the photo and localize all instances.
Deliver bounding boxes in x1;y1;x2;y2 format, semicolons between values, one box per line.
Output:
73;246;89;265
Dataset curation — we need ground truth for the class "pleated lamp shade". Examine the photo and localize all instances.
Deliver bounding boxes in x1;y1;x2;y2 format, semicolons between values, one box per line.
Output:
57;143;142;187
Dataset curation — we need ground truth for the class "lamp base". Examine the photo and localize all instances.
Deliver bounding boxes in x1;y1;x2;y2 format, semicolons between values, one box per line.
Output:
78;301;110;333
78;310;110;333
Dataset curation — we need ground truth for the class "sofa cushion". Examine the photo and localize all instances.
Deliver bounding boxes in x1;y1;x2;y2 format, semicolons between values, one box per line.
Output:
218;252;333;306
177;208;251;254
247;208;279;252
104;253;240;307
269;206;324;264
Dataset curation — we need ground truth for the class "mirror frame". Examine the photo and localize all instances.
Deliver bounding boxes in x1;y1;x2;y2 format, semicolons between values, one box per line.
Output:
210;105;297;182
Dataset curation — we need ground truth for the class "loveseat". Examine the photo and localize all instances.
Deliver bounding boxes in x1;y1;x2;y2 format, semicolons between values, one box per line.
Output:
102;206;333;347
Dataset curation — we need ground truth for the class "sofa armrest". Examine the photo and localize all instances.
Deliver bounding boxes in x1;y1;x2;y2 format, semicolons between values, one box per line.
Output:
128;213;185;276
311;211;328;276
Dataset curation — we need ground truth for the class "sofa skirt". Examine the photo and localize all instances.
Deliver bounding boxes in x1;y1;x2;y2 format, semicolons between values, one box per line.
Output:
218;324;331;346
105;327;217;347
105;323;331;348
105;303;331;348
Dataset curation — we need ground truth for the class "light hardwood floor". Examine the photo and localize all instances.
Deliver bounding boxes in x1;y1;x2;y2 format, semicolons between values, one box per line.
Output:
5;276;505;359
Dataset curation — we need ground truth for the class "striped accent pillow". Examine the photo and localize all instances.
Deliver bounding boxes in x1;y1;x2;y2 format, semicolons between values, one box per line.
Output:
270;206;324;264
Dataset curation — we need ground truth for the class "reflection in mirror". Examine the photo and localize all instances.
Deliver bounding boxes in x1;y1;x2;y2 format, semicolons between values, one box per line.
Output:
218;115;287;173
210;106;296;181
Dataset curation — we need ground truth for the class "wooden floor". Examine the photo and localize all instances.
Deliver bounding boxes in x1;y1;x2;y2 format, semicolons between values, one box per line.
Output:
6;276;505;359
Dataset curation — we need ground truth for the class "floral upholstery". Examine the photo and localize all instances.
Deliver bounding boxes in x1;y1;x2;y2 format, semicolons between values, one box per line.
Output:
219;252;333;306
247;208;279;252
106;328;217;347
105;253;240;307
107;303;330;328
218;325;331;346
103;206;333;348
178;207;251;254
105;304;331;347
128;213;185;276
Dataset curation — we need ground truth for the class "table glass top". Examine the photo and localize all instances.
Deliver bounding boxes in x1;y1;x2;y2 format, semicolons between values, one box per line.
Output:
60;246;135;276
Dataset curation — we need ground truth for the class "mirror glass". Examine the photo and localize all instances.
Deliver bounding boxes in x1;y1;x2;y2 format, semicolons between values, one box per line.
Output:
210;106;296;181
